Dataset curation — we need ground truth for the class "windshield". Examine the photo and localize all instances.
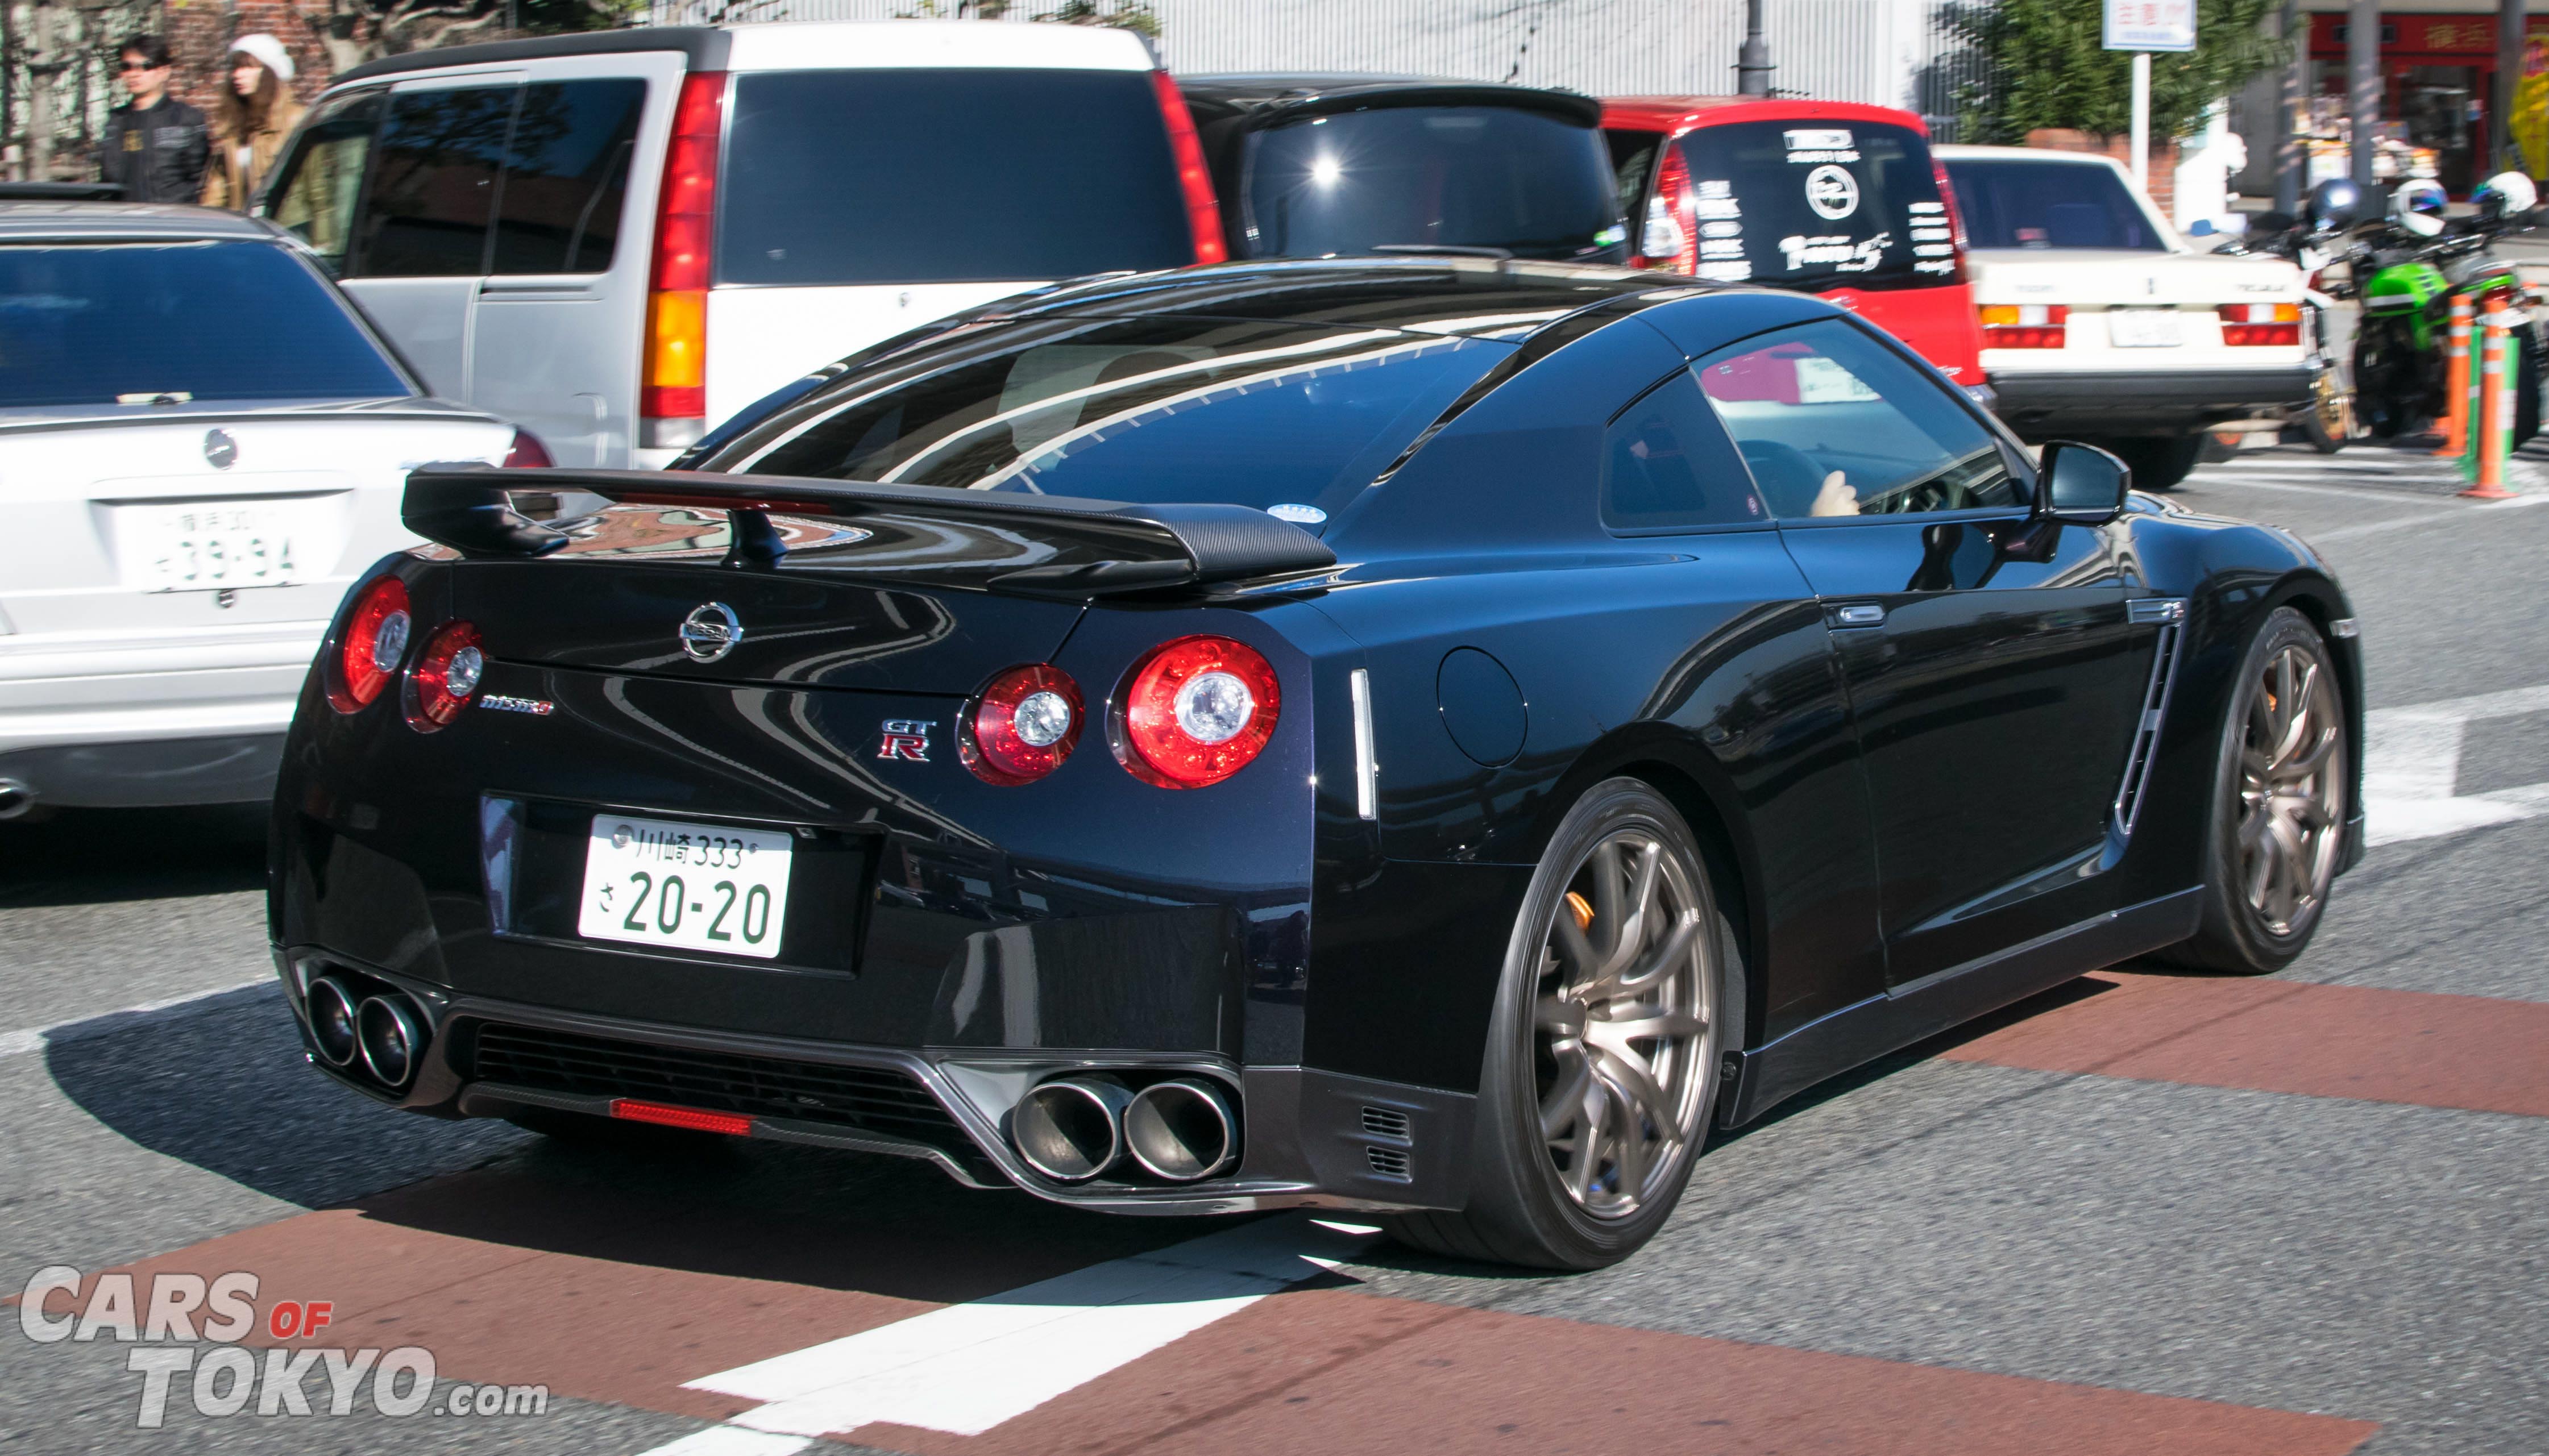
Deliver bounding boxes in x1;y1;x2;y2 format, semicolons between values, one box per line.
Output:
724;315;1512;521
720;69;1194;286
1944;159;2166;251
1242;107;1626;262
1674;119;1954;289
0;241;408;409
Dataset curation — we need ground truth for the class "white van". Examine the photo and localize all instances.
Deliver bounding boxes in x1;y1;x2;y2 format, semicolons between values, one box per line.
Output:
259;22;1224;467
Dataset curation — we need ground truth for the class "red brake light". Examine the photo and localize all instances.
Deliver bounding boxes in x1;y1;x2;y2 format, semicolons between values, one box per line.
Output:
1115;636;1280;789
962;664;1085;785
1979;303;2069;349
1927;159;1970;285
407;620;484;730
611;1099;752;1136
1647;143;1697;275
502;429;553;468
2219;303;2302;347
1151;72;1228;265
643;70;725;427
329;576;410;712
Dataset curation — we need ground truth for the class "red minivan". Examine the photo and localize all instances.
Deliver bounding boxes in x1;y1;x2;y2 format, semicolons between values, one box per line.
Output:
1601;98;1989;402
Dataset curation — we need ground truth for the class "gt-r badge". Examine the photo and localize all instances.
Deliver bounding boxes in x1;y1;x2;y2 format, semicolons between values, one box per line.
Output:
679;602;742;662
878;720;934;761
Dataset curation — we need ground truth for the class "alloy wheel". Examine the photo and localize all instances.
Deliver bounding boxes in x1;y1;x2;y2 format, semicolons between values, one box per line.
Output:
1532;828;1717;1221
2237;644;2345;936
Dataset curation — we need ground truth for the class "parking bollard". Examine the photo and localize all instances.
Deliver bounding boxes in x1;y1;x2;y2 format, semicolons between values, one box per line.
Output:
2460;306;2520;499
2435;293;2475;456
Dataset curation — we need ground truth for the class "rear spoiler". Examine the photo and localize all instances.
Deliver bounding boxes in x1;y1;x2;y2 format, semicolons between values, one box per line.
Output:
401;465;1337;596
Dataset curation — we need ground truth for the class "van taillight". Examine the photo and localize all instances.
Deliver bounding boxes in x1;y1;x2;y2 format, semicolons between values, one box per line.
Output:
642;69;725;446
1647;144;1697;276
1928;159;1970;285
1151;72;1227;265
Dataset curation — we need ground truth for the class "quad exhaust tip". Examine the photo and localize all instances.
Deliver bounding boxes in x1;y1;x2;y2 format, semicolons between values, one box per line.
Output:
1012;1076;1132;1183
305;976;362;1068
1124;1078;1238;1182
354;993;429;1090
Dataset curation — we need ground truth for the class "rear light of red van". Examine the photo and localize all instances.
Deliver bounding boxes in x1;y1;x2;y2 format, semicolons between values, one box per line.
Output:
1645;144;1698;275
1151;72;1227;265
1979;304;2068;348
1927;159;1970;285
2219;303;2302;346
642;70;725;448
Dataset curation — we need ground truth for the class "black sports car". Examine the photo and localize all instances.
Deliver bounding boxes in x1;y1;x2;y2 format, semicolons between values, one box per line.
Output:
271;260;2363;1270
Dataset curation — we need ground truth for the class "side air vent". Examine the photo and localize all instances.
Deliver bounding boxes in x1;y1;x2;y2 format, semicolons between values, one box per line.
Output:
1360;1105;1412;1142
1366;1145;1412;1180
2112;602;2188;839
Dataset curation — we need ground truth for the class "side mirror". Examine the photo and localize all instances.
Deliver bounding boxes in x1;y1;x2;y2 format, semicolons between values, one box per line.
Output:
2036;439;2131;525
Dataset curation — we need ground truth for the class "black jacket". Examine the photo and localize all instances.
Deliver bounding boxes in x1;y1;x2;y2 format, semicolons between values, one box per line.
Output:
100;96;210;203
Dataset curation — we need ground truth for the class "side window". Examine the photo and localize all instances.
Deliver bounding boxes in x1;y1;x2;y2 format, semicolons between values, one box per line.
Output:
265;90;383;270
1601;371;1766;531
1693;319;2022;519
490;79;646;274
351;84;518;278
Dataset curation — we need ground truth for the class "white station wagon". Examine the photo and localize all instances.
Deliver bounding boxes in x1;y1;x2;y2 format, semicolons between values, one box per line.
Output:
1938;145;2312;489
0;205;525;821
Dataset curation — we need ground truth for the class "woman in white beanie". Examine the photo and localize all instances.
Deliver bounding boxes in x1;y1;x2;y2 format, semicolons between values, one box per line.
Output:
201;34;304;210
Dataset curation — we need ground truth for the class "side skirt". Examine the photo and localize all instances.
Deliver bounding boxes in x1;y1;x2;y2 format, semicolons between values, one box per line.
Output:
1718;887;2202;1128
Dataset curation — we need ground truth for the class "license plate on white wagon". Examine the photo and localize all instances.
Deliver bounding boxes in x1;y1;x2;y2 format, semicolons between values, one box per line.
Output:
577;815;792;958
2106;309;2183;348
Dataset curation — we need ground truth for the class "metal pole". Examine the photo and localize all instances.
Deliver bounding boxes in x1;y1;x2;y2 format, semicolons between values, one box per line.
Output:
2496;0;2525;173
1737;0;1772;97
2276;0;2304;214
2348;0;2381;188
2132;52;2152;186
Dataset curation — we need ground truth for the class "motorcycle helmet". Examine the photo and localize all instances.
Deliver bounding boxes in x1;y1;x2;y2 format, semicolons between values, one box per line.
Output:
2473;170;2540;224
2391;178;2448;237
2307;177;2367;232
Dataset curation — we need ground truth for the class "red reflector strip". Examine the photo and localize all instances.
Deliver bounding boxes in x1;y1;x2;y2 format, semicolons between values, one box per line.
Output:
609;1099;753;1135
2222;324;2302;347
1982;326;2068;348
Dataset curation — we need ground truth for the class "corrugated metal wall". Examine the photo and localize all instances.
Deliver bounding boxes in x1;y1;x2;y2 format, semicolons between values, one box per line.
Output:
642;0;1982;128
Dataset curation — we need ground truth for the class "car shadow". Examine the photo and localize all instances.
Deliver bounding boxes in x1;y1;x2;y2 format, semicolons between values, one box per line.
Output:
40;983;1236;1307
0;804;267;908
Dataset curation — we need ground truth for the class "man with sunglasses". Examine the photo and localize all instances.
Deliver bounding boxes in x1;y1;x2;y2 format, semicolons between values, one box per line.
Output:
99;34;207;203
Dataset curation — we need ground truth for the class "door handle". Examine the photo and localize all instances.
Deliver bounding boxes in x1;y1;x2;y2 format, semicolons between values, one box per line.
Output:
1832;603;1887;627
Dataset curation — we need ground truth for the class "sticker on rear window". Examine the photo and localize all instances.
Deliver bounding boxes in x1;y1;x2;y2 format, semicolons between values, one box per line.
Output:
1805;165;1861;221
1783;129;1859;163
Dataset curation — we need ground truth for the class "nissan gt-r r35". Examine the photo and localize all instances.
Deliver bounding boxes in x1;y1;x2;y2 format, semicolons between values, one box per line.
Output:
269;259;2364;1270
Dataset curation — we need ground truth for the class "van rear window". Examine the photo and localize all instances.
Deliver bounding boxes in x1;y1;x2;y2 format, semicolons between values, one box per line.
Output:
1671;119;1953;289
719;69;1194;287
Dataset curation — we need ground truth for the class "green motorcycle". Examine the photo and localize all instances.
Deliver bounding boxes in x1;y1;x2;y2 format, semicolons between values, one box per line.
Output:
2320;174;2543;442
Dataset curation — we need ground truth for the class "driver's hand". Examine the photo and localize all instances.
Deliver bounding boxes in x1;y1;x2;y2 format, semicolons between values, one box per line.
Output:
1810;471;1859;517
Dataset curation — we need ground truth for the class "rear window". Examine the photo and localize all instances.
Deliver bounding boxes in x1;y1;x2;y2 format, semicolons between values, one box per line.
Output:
725;315;1511;519
1672;119;1954;288
1944;159;2166;251
1242;107;1625;262
719;69;1194;286
0;242;408;408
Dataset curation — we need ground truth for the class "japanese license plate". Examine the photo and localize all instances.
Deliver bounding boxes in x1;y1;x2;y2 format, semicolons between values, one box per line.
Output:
115;498;326;592
2106;309;2183;348
577;815;792;959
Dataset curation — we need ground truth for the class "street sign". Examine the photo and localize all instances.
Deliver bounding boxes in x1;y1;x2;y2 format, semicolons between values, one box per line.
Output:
2104;0;2197;52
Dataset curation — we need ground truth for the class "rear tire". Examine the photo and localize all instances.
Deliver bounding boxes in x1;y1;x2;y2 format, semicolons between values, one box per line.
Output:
2154;609;2349;974
1383;779;1736;1270
2104;435;2202;491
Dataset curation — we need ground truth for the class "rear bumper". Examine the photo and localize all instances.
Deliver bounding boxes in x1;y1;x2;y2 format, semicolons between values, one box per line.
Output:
1988;365;2316;436
0;625;318;804
0;731;284;808
273;950;1476;1216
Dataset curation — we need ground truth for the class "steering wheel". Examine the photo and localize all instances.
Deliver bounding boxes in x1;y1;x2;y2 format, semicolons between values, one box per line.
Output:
1737;439;1828;518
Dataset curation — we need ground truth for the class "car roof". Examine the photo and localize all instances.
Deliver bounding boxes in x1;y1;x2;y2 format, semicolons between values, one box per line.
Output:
331;19;1151;88
0;202;281;243
970;257;1697;336
1177;73;1600;128
1933;144;2123;168
1600;96;1929;136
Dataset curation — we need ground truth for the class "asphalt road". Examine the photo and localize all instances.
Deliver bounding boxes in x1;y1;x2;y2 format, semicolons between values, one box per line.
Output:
3;438;2546;1455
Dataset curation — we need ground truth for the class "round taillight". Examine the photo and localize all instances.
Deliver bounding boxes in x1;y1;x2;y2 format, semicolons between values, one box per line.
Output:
962;664;1084;784
408;621;484;729
328;576;411;713
1115;636;1280;789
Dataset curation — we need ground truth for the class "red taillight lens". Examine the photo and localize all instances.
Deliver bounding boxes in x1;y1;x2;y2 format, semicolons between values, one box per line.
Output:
962;664;1085;785
611;1099;752;1136
408;620;484;730
1927;159;1970;285
1648;143;1697;275
644;70;724;424
1151;71;1228;265
2219;303;2302;347
1115;637;1280;789
329;576;410;712
502;429;553;468
1979;303;2069;348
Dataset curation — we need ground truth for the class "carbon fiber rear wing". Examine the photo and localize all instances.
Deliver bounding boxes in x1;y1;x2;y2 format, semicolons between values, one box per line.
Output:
401;465;1336;596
